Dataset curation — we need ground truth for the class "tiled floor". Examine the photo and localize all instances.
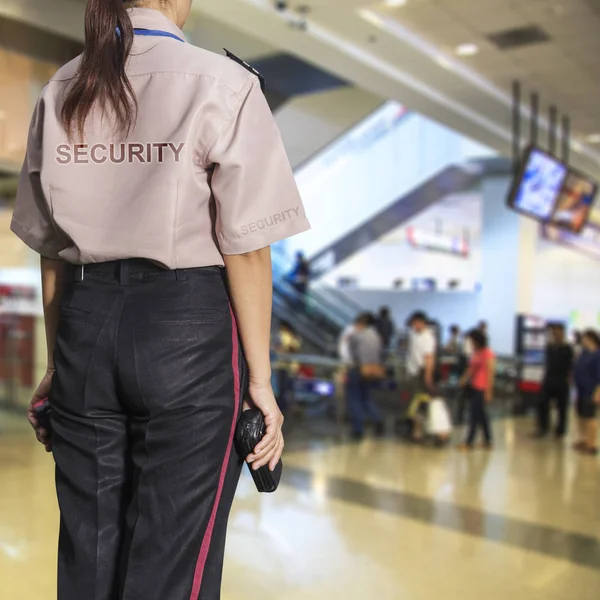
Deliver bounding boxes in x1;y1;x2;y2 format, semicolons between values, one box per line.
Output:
1;412;599;599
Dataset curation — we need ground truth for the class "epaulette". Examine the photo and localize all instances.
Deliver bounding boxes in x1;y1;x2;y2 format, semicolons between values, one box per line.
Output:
224;49;266;94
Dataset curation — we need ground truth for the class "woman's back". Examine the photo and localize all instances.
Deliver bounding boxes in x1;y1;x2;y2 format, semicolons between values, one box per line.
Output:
12;4;309;599
470;347;494;391
12;8;308;269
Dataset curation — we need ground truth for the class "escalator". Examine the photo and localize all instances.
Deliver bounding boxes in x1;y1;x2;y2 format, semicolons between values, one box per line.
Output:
310;286;364;324
308;156;511;276
272;278;344;356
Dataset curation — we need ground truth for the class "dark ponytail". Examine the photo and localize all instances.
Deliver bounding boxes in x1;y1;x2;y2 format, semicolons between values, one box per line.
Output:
62;0;137;140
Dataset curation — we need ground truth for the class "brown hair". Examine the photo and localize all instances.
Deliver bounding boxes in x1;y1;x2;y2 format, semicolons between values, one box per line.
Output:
467;329;488;350
62;0;139;140
582;329;600;350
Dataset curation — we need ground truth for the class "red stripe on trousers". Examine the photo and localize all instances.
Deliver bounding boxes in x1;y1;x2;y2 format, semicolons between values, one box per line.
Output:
189;306;240;599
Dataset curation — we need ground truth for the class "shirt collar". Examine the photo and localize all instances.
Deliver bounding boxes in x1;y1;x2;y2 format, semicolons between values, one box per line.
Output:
128;7;186;42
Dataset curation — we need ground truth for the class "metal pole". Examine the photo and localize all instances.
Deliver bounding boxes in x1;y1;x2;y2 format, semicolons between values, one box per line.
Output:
512;80;521;173
530;92;539;147
561;115;570;164
549;105;558;156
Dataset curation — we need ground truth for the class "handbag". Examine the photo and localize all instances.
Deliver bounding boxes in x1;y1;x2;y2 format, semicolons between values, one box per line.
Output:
360;363;386;380
235;410;283;493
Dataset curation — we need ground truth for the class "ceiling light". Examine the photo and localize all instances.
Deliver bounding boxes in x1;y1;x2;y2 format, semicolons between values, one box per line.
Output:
384;0;408;7
455;43;479;57
435;55;454;70
585;133;600;144
358;9;384;28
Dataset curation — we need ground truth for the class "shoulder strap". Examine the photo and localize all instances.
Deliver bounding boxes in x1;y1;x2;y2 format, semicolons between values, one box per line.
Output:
224;49;266;94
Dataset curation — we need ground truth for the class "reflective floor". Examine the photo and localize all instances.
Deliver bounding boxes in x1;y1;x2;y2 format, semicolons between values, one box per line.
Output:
1;412;599;599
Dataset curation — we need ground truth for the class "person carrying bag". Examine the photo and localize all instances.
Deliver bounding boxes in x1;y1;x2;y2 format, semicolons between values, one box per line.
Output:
346;313;385;439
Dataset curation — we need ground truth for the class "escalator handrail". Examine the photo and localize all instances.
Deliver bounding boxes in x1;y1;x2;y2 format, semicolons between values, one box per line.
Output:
272;295;337;355
310;285;363;322
274;277;348;330
273;290;338;345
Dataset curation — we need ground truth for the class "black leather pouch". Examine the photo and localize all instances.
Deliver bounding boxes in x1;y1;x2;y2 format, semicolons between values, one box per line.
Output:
235;409;283;493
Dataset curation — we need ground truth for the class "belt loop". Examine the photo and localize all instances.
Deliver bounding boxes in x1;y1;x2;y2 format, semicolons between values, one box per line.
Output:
175;269;187;282
79;264;85;282
119;261;130;286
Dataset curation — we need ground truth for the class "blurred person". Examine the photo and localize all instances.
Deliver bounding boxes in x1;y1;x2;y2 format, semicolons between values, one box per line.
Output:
445;324;461;355
406;311;436;394
273;321;301;413
274;320;301;355
463;329;474;359
289;250;310;296
573;330;600;456
375;306;395;349
454;331;473;426
573;330;583;358
478;320;488;336
459;330;496;450
405;311;436;441
338;320;357;365
347;313;385;440
11;1;310;598
534;324;574;439
445;324;463;384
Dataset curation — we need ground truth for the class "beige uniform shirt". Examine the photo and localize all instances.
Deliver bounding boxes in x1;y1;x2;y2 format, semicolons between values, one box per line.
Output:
11;8;310;268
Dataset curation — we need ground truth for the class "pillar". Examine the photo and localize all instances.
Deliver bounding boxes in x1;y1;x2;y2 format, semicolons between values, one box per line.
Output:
479;175;538;355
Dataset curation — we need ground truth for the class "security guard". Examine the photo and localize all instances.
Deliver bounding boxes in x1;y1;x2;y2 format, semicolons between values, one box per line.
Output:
11;1;310;599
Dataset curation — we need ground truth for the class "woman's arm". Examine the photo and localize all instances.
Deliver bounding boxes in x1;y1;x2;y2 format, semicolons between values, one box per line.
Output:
223;247;284;471
41;257;68;370
485;355;496;402
593;353;600;404
459;364;474;388
28;257;68;450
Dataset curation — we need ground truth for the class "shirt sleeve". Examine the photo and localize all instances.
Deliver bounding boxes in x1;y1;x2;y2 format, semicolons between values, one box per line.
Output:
10;98;66;259
208;78;311;255
423;331;436;356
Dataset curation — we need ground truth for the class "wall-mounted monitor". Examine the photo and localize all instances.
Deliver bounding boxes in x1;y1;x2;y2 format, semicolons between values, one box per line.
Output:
549;170;597;233
508;146;567;221
507;145;597;233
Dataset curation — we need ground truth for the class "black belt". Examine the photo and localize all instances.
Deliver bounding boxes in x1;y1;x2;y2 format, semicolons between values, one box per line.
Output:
66;259;222;285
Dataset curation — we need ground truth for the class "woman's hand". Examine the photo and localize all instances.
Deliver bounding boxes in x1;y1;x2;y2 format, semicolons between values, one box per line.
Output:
594;386;600;405
28;369;54;452
485;390;493;403
245;380;284;472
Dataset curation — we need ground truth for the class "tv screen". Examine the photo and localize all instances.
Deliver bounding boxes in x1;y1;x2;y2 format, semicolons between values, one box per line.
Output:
509;146;567;220
549;170;597;233
508;145;598;232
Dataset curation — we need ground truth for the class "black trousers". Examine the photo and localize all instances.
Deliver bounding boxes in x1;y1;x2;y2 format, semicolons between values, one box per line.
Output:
50;260;244;600
466;389;492;446
537;380;570;435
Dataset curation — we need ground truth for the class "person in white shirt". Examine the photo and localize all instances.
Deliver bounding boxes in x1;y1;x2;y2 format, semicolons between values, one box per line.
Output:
407;311;437;391
338;323;357;365
405;311;437;441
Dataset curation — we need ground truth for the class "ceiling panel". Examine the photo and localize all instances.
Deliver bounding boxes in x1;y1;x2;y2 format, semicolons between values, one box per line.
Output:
378;0;600;144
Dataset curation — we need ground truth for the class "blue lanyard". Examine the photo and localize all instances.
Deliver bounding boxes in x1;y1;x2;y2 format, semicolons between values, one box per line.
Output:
133;28;185;43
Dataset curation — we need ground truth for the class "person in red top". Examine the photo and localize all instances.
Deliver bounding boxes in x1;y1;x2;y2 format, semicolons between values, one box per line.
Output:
459;329;496;449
